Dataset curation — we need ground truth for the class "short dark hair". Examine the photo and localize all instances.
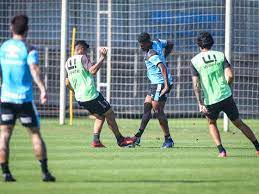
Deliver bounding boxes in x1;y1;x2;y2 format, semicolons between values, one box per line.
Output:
137;32;151;43
196;31;214;49
11;15;29;35
75;40;89;50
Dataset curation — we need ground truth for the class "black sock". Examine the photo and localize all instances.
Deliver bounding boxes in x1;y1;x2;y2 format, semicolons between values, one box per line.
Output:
252;140;259;151
217;144;226;153
39;159;49;174
115;134;124;143
135;129;144;138
93;133;100;142
1;162;11;174
164;134;171;141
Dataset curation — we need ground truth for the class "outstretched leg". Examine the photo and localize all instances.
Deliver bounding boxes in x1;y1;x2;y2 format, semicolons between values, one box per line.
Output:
231;118;259;154
104;108;134;147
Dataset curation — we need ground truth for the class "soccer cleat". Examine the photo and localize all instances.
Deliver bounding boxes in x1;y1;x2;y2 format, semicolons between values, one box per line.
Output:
42;172;56;182
91;141;106;148
3;173;16;182
256;150;259;156
161;138;174;148
132;136;141;146
218;151;227;157
117;137;135;147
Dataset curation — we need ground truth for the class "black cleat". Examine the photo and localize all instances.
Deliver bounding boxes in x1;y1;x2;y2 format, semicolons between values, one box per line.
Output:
3;173;16;182
42;172;56;182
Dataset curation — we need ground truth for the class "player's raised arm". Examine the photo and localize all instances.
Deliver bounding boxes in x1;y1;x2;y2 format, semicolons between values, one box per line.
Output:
164;40;174;57
88;48;107;75
28;50;47;104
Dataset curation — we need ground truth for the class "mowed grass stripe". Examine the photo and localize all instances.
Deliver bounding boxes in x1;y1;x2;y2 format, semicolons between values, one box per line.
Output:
0;118;258;194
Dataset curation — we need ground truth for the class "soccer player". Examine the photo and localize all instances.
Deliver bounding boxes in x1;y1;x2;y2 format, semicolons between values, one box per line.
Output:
65;40;134;148
132;32;174;148
0;15;55;181
191;31;259;157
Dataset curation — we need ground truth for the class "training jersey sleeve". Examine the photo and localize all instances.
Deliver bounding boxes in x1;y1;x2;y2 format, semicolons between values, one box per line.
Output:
149;55;162;66
159;39;167;48
190;62;199;77
82;55;92;70
27;49;39;65
147;49;162;66
224;57;231;69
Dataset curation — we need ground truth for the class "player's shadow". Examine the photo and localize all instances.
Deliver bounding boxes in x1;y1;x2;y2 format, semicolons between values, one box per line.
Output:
65;179;242;183
138;146;253;150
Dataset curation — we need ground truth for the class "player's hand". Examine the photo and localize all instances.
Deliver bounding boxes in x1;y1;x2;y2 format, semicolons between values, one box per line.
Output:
199;103;208;114
160;85;169;97
40;88;47;104
99;48;107;58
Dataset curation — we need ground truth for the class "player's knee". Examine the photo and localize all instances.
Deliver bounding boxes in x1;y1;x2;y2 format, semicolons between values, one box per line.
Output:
0;130;11;144
105;109;116;122
208;119;217;125
144;102;152;113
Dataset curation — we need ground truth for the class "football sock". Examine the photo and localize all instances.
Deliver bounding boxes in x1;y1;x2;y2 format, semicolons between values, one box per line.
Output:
93;133;100;142
252;140;259;151
115;134;124;143
217;144;226;153
135;129;144;137
39;159;49;174
1;162;11;174
164;134;171;141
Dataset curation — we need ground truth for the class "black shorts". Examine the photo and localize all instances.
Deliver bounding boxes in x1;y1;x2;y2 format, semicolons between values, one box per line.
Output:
0;102;40;128
205;96;239;121
78;93;111;116
148;84;172;102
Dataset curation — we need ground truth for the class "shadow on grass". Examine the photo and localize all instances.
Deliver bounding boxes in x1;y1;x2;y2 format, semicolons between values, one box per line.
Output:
59;179;243;184
137;146;253;150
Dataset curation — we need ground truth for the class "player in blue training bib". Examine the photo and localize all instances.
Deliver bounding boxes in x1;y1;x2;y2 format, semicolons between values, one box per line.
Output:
0;14;55;182
132;32;174;148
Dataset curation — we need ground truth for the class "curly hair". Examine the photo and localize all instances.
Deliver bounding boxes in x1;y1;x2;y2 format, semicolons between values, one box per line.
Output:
196;31;214;49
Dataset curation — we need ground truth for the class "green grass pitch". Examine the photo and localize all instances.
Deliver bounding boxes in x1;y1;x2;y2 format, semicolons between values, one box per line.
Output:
0;118;258;194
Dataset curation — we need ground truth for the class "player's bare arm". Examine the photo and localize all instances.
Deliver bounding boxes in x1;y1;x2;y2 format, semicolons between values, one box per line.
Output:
158;62;169;97
224;66;234;85
164;41;174;57
65;78;74;92
192;76;207;113
88;48;107;75
29;63;47;104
